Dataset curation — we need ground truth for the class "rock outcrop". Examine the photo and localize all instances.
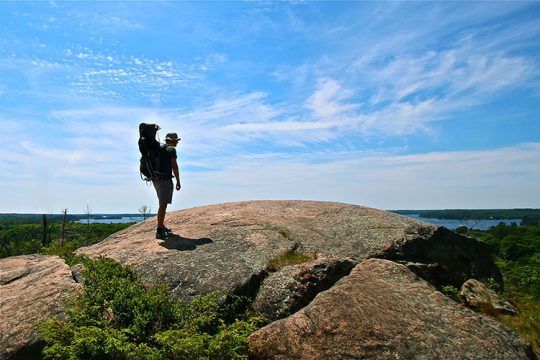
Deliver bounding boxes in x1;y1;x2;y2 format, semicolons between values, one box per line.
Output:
0;255;81;360
461;278;519;315
248;258;536;360
77;200;501;302
3;201;532;359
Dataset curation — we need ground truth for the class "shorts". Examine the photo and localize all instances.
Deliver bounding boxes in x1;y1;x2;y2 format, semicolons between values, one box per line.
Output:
152;178;174;205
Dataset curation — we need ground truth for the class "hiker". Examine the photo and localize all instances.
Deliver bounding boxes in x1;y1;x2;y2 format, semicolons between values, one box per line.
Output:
153;132;181;239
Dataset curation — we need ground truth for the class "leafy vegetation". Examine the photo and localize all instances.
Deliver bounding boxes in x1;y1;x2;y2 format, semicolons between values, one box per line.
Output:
40;257;262;359
466;223;540;355
440;285;461;302
469;223;540;298
0;218;132;259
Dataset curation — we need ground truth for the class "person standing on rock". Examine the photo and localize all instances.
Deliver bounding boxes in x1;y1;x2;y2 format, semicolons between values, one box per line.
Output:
153;132;181;239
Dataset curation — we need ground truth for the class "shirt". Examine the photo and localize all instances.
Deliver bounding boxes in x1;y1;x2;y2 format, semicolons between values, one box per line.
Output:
159;144;177;179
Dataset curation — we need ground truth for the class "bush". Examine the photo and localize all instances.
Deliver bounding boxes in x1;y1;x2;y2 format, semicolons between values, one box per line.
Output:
441;285;461;302
455;225;469;235
40;258;261;359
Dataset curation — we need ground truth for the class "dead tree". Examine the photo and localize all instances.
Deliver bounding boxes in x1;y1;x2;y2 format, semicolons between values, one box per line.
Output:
84;204;92;242
138;205;151;220
61;208;68;246
42;214;50;247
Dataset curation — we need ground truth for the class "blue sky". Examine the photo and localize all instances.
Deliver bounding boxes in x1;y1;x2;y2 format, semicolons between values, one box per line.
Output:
1;1;539;214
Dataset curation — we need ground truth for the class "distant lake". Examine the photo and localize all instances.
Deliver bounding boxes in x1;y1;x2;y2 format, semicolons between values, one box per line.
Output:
77;214;520;229
404;214;520;230
76;216;149;224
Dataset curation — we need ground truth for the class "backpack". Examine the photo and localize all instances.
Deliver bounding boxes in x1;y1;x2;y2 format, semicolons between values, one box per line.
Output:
138;123;163;181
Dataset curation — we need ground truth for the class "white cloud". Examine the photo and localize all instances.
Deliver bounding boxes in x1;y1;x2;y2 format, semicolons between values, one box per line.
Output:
65;52;204;98
270;3;539;140
0;46;208;102
360;48;536;108
3;141;537;213
223;120;333;133
180;142;540;211
293;31;537;138
305;78;360;119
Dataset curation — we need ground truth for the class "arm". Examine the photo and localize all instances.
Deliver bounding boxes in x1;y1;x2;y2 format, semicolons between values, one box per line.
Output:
171;157;181;190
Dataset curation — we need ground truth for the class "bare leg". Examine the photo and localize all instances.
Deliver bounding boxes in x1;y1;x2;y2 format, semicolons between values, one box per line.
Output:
157;203;167;229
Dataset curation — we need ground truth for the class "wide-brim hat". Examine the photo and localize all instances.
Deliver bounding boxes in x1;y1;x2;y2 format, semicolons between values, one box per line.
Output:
165;132;181;141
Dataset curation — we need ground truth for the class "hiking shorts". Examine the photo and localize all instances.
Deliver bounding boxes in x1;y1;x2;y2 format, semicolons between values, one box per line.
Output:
152;178;174;205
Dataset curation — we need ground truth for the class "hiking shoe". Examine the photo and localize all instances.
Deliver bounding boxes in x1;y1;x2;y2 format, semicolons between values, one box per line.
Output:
163;226;172;234
156;228;167;239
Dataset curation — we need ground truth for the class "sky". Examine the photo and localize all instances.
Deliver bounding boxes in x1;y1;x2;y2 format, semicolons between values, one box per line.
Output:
0;1;539;214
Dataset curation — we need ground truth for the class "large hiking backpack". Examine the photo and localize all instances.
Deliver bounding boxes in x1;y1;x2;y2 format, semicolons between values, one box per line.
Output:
138;123;163;181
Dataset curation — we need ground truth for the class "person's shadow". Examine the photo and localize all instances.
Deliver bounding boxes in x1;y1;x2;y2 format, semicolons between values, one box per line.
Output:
159;234;213;251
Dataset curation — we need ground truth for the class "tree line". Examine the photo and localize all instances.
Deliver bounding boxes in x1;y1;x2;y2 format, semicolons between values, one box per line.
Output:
393;209;540;226
0;216;132;259
0;205;155;259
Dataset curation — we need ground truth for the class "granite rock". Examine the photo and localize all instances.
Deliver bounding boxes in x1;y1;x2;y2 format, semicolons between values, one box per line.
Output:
461;278;519;315
77;200;501;302
252;256;356;321
0;255;81;360
248;258;536;360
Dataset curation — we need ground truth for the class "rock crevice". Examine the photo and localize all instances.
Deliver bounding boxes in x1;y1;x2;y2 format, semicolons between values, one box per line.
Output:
253;257;356;321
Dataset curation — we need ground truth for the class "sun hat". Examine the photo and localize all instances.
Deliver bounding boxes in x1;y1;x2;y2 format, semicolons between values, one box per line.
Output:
165;132;181;141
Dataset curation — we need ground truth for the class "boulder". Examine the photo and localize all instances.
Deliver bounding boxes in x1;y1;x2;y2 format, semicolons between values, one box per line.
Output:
379;225;503;287
77;200;501;303
248;258;536;360
0;255;81;360
252;256;356;321
461;278;519;315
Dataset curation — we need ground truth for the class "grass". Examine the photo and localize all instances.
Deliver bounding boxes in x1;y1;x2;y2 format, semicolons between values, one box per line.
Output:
266;250;317;272
494;295;540;357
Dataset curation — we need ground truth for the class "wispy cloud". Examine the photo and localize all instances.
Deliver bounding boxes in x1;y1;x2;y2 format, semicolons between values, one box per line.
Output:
0;46;214;103
303;23;538;137
180;142;540;210
62;49;207;99
305;78;359;119
362;49;536;105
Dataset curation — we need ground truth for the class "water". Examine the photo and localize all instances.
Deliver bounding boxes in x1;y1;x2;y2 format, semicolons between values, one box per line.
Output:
404;214;520;230
77;213;520;229
76;216;148;224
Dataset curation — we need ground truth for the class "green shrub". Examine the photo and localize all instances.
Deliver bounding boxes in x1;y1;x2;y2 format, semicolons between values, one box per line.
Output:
486;277;503;295
40;258;262;359
455;225;469;235
441;285;461;302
